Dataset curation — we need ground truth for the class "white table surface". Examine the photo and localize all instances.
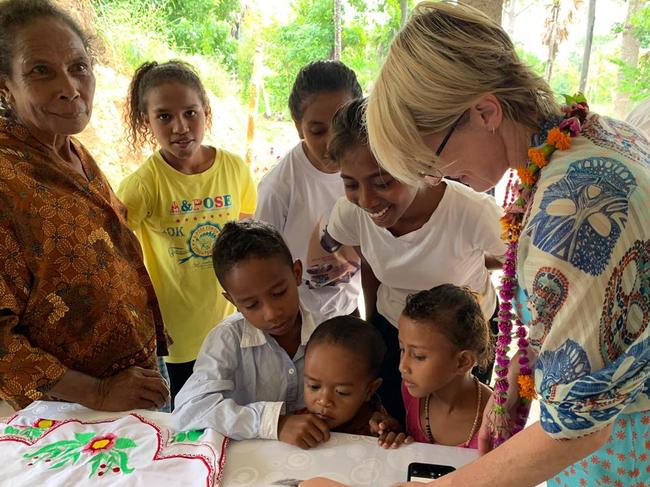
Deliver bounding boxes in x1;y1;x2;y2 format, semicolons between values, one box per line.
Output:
1;401;478;486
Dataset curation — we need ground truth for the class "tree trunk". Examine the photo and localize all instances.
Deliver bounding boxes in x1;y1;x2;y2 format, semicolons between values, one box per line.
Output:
615;0;642;118
579;0;597;93
544;1;561;82
464;0;504;24
333;0;342;61
400;0;409;27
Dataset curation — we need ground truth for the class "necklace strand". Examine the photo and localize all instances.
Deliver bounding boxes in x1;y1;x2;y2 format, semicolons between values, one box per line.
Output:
423;376;482;447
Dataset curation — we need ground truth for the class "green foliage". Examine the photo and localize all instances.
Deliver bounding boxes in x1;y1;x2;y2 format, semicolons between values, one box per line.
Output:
609;5;650;103
631;5;650;48
93;0;238;99
263;0;334;116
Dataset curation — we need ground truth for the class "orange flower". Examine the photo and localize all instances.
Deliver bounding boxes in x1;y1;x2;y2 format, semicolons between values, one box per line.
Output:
517;165;535;186
518;374;537;400
548;128;572;150
527;147;548;168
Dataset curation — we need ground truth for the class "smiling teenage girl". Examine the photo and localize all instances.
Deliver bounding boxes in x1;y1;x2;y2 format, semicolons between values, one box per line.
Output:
325;98;504;422
117;61;257;406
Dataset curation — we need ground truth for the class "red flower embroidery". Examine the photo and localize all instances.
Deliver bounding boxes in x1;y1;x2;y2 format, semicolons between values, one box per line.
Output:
82;434;116;454
33;419;56;429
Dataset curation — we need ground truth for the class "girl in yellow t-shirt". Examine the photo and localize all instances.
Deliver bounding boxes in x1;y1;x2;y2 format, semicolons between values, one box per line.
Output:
118;60;257;407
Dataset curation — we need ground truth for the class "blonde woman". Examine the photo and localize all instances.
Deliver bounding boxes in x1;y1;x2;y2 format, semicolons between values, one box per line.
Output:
366;2;650;487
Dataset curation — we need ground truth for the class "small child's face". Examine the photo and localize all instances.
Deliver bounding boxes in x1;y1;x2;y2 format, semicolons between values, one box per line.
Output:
222;256;302;336
294;89;355;172
145;81;207;164
304;342;381;430
339;144;418;229
397;315;466;398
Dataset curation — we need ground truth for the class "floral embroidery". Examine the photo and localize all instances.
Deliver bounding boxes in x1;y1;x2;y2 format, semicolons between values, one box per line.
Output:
3;418;57;441
24;431;136;478
171;429;205;443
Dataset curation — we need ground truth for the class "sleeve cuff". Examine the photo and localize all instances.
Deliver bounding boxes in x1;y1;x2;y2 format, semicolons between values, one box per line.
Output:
259;401;285;440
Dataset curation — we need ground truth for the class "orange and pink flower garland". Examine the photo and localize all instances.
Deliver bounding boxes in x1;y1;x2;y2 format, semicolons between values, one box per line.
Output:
490;94;590;447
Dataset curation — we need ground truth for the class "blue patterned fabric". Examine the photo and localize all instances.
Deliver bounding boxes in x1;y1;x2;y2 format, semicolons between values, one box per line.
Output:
517;114;650;446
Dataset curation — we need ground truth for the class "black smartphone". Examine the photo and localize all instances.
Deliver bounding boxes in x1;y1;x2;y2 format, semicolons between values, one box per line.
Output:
407;462;456;482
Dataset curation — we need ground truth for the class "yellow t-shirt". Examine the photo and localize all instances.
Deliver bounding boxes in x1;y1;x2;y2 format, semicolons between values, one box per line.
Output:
117;148;257;363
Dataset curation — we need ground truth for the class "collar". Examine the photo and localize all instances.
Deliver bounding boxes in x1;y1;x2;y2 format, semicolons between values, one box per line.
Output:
240;304;317;349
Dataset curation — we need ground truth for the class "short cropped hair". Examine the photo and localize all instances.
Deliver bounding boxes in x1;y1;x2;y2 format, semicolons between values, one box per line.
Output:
306;316;386;379
212;220;293;287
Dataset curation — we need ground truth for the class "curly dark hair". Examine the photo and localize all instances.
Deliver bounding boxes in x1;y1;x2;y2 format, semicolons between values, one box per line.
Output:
328;97;367;162
0;0;93;119
125;60;212;151
212;220;294;287
403;284;493;369
306;315;386;379
288;60;362;122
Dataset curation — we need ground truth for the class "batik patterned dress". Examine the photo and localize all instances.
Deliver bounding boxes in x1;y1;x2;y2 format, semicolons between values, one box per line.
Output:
0;120;167;410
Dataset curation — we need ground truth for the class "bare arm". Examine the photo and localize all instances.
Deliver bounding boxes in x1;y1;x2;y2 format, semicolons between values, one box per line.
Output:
356;246;380;320
484;253;504;270
394;421;611;487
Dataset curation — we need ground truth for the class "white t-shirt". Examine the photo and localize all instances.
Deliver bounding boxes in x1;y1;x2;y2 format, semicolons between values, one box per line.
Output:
255;142;361;321
326;180;505;327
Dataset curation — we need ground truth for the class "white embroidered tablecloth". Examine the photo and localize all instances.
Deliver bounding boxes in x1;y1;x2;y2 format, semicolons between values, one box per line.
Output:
1;401;479;487
0;401;226;487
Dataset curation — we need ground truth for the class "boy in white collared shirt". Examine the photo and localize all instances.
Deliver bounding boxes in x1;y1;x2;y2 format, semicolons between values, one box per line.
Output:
173;221;330;449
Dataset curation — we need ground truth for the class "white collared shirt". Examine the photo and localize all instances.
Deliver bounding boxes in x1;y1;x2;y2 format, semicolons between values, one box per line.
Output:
172;305;318;440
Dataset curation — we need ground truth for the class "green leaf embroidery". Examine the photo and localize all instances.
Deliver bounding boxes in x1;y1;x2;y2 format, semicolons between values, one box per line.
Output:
114;438;136;449
22;431;138;478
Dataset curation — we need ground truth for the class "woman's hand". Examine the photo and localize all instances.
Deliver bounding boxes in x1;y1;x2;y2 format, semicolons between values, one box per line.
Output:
50;366;170;411
94;366;170;411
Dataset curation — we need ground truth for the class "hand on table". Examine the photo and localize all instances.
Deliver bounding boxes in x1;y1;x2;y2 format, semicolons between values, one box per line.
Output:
94;366;170;411
369;411;414;449
278;414;330;449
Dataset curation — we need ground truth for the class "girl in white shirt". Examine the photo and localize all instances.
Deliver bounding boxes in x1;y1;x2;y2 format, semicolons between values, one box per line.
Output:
325;99;505;423
255;61;363;323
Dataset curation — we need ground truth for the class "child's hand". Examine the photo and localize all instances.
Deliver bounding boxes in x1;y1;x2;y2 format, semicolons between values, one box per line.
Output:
278;414;330;449
377;430;413;449
369;411;414;449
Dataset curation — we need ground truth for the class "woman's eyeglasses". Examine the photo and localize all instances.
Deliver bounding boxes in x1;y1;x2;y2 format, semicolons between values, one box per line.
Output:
420;113;464;186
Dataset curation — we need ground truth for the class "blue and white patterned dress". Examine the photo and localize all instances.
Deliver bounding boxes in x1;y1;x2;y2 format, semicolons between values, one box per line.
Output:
517;114;650;486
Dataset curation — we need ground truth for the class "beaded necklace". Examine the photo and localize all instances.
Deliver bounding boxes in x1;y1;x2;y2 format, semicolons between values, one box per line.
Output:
424;376;482;447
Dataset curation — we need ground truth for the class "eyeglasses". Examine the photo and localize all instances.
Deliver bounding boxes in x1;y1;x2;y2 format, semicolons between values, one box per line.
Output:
435;113;463;156
420;113;464;186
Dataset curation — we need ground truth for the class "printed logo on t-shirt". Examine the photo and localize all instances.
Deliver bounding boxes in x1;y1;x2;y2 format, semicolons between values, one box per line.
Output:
305;217;360;289
170;194;232;215
169;221;222;266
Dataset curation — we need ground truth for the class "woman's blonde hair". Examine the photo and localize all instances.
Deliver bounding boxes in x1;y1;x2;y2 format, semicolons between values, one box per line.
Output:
366;1;560;186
